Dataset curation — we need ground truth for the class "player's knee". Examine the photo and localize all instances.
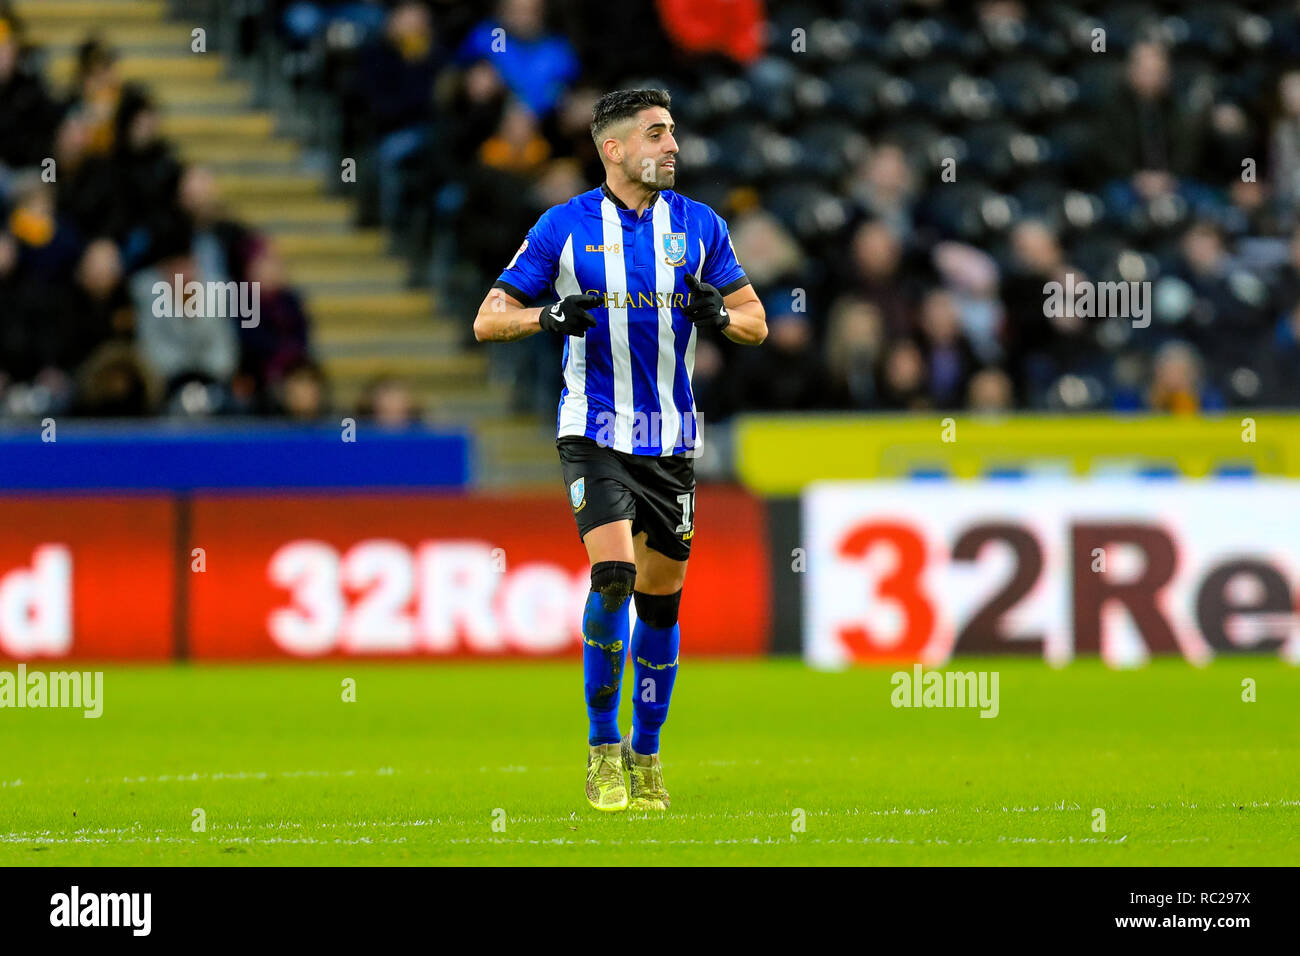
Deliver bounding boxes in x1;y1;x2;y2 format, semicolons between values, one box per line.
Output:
633;589;682;630
590;560;636;612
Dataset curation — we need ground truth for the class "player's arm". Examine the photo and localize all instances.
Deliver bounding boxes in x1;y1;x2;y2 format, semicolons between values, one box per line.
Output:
688;208;766;345
473;212;601;343
721;282;766;345
473;288;542;342
474;288;601;342
683;274;767;345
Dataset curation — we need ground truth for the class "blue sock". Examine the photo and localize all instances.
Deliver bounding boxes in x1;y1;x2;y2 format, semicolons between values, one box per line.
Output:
630;618;679;755
582;589;629;746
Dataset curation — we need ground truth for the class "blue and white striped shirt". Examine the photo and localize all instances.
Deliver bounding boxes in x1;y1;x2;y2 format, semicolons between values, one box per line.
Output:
493;184;750;456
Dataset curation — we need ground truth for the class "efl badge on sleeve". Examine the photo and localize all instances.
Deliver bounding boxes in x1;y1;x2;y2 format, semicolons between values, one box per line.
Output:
662;232;687;266
506;238;528;270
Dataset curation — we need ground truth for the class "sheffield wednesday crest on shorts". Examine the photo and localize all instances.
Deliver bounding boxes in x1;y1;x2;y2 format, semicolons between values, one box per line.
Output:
569;477;586;512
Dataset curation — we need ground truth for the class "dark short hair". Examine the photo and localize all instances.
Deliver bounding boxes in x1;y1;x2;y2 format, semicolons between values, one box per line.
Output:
590;89;672;147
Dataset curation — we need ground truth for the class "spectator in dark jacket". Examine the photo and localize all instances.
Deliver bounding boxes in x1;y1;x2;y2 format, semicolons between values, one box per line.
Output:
0;16;59;169
727;302;828;412
235;241;313;409
843;219;918;339
877;338;932;411
1271;70;1300;218
1167;220;1274;383
1;174;85;387
1000;220;1091;404
64;238;131;370
111;89;184;267
174;165;255;287
1098;40;1211;208
53;113;127;242
825;295;885;409
917;289;983;410
352;1;441;229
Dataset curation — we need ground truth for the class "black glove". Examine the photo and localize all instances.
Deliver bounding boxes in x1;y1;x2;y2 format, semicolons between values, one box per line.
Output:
539;293;600;335
683;273;730;331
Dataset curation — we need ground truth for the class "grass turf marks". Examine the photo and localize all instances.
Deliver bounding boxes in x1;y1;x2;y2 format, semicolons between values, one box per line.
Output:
1;658;1295;865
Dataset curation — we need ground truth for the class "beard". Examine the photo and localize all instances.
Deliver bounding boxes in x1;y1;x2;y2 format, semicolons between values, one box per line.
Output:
626;158;675;190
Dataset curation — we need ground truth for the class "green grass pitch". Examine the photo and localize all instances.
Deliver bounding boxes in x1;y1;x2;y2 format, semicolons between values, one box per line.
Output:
1;657;1296;865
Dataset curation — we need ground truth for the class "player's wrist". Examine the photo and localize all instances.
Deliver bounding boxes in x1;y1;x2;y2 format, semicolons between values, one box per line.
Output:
540;293;600;335
683;274;728;329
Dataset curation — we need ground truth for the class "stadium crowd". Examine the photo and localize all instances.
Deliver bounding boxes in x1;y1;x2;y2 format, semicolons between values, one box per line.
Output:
4;0;1300;422
0;3;340;419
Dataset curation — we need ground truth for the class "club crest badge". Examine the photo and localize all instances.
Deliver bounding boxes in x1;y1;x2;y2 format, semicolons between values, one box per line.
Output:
569;477;586;512
662;232;687;266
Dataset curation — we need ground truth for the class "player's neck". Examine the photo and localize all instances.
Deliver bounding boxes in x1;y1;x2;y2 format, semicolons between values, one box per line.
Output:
601;177;660;216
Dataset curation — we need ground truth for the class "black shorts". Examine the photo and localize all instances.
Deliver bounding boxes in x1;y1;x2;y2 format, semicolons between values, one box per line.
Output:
557;436;696;561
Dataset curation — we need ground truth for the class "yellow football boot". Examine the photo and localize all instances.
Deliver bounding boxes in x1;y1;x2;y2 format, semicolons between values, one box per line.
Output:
622;734;670;811
586;742;628;812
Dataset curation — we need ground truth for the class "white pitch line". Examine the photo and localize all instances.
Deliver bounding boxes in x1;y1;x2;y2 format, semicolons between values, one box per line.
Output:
14;762;1298;823
0;835;411;846
3;800;1294;846
69;768;400;786
0;834;1217;848
1;798;1293;836
431;835;1202;847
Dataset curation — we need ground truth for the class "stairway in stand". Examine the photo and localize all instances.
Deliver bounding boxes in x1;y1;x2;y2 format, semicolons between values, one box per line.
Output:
18;0;562;487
